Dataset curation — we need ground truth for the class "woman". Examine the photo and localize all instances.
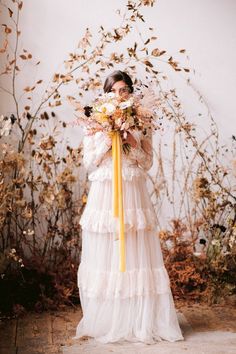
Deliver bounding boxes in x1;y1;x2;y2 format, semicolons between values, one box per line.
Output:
75;70;184;344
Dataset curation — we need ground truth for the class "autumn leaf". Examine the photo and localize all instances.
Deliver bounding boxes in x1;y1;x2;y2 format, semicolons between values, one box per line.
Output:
49;100;62;107
2;24;12;34
141;0;155;6
8;8;13;17
18;1;23;10
82;194;87;204
151;48;160;57
143;60;153;67
66;95;75;102
53;73;60;83
20;54;27;60
0;39;8;53
24;86;31;92
23;86;35;92
5;27;12;34
151;48;166;57
60;74;73;83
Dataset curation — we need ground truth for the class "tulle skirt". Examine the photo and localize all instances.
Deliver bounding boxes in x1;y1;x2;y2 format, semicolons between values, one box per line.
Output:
75;175;184;344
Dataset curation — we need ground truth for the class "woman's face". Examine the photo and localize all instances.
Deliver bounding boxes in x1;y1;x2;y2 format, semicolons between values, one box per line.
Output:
110;80;131;99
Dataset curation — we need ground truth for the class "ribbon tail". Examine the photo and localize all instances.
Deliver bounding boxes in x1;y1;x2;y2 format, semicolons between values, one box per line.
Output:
112;131;126;272
117;133;125;272
112;132;119;218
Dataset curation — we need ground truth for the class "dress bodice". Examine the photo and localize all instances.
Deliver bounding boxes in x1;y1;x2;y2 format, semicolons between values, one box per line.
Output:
82;129;153;181
80;129;157;233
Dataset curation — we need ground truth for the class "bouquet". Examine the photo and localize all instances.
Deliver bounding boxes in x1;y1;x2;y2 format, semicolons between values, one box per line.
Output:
75;89;158;153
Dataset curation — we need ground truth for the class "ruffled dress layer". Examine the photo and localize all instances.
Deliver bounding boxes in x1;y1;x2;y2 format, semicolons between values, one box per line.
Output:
75;130;184;344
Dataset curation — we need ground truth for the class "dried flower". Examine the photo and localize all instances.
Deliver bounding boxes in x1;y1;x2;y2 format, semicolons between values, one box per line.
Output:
0;114;12;137
39;136;56;150
193;177;212;200
56;168;76;184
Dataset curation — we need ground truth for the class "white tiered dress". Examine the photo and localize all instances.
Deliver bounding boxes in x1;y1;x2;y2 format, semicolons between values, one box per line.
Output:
75;129;184;344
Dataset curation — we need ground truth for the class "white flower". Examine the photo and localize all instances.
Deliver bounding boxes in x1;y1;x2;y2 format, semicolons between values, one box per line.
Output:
119;99;133;110
222;250;230;256
0;115;12;137
193;252;202;257
211;239;220;246
121;121;131;130
98;103;116;115
116;118;122;127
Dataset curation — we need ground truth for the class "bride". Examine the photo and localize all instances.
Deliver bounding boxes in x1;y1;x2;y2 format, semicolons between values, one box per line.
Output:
74;70;184;344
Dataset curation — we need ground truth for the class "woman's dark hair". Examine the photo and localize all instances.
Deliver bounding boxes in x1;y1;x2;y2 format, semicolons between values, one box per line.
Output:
103;70;134;93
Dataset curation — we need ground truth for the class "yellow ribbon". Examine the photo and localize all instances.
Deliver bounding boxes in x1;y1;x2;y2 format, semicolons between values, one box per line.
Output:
111;131;125;272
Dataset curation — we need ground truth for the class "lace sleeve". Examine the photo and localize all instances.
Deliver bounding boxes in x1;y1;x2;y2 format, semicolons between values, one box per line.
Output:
128;129;153;171
83;130;112;170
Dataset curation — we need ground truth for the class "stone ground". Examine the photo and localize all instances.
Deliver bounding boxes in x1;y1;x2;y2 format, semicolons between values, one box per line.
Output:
1;302;236;354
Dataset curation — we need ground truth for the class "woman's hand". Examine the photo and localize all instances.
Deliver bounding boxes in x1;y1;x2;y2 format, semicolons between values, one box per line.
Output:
122;131;137;148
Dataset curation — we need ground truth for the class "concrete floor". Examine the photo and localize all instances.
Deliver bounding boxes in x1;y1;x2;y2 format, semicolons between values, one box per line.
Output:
63;331;236;354
1;303;236;354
